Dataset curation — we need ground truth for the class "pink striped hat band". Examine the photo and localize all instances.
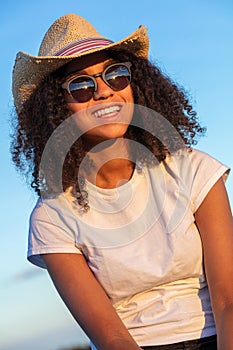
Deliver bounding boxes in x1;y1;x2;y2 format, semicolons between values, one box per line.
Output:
54;37;114;56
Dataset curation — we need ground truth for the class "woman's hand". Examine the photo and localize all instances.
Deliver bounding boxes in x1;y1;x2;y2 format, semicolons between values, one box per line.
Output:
41;252;141;350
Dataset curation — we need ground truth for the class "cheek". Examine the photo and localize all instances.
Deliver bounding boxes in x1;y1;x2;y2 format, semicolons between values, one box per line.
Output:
67;105;95;135
126;86;134;103
123;87;135;121
66;101;89;116
63;89;87;114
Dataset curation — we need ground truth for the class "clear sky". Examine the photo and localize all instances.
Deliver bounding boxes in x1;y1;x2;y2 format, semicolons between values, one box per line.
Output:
1;1;233;349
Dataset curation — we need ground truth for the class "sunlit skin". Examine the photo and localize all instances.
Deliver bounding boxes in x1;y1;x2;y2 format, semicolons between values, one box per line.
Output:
63;52;134;144
63;52;135;188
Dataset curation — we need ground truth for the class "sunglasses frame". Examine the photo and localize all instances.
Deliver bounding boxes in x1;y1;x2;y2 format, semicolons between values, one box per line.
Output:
61;61;132;102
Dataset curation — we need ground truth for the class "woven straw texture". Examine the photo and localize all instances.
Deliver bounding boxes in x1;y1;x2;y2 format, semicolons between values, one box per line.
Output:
12;14;149;112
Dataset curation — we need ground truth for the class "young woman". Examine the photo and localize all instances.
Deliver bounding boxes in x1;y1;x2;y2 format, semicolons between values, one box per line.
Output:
12;13;233;350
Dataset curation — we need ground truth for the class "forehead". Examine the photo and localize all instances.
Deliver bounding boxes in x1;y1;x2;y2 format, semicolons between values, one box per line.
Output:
63;51;111;75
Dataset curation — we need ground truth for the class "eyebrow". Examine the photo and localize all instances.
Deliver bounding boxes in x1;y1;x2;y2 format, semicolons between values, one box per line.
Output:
64;59;116;80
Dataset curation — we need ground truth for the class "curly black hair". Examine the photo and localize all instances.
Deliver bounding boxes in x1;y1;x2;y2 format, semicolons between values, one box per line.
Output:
11;49;205;210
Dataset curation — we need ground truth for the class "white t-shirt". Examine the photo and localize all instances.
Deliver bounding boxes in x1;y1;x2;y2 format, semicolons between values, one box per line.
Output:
28;148;230;347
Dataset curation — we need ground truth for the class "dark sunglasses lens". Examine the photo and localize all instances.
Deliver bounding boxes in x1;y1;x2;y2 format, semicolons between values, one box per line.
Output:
69;77;95;102
105;64;131;91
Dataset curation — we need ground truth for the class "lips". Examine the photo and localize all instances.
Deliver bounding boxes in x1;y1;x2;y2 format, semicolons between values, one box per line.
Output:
92;105;121;119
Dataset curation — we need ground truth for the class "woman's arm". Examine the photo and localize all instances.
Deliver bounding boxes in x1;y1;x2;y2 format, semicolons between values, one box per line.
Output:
195;177;233;350
41;252;141;350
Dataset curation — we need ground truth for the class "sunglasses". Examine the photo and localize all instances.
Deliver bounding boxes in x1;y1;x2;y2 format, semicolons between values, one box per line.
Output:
61;62;132;103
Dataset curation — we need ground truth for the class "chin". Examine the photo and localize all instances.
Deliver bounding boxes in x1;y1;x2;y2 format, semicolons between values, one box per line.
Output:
92;125;129;140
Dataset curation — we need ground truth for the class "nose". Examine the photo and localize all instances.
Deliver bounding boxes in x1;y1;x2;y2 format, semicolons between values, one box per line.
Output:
93;76;113;100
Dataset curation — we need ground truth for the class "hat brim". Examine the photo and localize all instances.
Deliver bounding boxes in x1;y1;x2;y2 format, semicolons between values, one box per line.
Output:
12;26;149;112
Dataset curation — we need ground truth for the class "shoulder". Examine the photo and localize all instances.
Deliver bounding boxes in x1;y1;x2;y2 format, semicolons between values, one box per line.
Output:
184;148;230;211
187;148;228;167
30;193;72;219
29;193;78;233
164;147;230;178
155;147;230;212
184;148;230;184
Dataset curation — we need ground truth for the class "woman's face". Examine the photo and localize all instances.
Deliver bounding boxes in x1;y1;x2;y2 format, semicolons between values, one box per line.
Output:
62;52;134;146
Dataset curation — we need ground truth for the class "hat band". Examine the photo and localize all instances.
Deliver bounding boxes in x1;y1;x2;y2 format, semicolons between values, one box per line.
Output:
54;37;114;57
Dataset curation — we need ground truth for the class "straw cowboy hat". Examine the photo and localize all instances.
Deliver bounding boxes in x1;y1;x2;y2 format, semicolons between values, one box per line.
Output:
12;13;149;112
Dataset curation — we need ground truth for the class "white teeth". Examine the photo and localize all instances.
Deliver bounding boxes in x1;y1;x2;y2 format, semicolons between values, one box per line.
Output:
94;105;120;118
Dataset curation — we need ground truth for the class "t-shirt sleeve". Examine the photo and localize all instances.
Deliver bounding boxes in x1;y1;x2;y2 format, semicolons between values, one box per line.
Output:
27;198;82;269
189;149;230;212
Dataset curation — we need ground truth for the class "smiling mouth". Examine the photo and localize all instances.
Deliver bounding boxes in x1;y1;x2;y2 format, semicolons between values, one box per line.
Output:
93;105;121;119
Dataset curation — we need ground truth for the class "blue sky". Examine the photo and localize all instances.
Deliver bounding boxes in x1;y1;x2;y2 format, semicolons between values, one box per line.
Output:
1;1;233;349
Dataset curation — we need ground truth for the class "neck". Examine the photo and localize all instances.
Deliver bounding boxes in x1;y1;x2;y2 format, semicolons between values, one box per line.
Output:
80;138;135;189
96;158;135;189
